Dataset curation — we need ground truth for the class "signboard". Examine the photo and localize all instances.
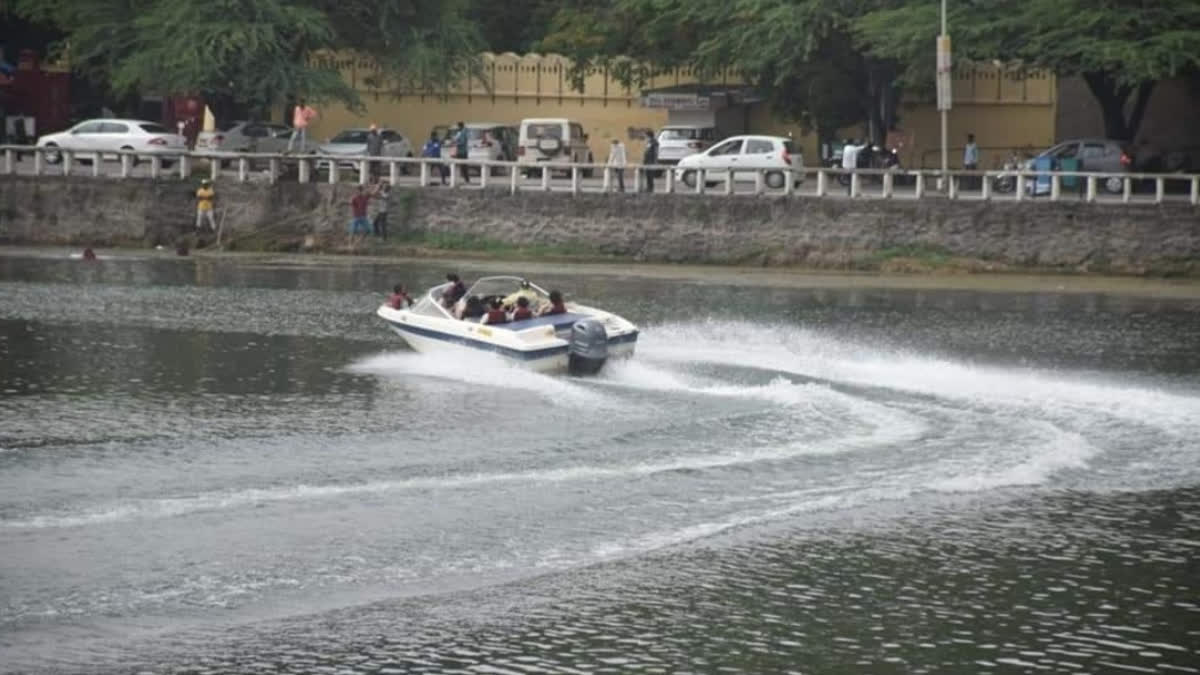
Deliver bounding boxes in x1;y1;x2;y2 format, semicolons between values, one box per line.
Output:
936;35;952;111
641;93;712;111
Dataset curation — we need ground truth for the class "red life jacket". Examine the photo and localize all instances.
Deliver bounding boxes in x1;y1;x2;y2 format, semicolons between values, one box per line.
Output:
512;307;533;321
544;302;566;315
485;308;508;324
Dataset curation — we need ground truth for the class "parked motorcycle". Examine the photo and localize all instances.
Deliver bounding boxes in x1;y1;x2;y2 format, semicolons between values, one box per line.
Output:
992;151;1023;193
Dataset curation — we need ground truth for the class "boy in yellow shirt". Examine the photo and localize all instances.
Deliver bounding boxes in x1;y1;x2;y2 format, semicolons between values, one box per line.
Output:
195;179;216;231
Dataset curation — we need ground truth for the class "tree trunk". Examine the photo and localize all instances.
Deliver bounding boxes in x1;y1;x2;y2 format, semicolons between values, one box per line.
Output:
1082;71;1156;141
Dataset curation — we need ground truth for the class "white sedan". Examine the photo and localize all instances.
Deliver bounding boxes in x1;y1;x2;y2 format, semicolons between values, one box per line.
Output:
674;135;805;189
36;118;187;165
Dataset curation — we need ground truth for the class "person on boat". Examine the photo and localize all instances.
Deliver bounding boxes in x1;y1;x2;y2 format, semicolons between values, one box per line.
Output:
538;290;567;316
443;273;467;308
459;295;485;320
480;298;509;325
387;284;414;309
502;279;539;310
511;295;534;321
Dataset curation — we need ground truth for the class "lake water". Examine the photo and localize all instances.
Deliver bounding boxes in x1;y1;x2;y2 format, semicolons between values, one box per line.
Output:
2;250;1199;674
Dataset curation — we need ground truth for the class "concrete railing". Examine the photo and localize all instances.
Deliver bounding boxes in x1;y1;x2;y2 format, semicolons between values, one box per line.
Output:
2;145;1198;205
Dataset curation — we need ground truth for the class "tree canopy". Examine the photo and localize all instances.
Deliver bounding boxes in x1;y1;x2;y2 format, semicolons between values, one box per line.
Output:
14;0;483;111
857;0;1200;140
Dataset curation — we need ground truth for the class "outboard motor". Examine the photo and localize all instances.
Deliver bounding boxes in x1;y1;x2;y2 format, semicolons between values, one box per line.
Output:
568;319;609;375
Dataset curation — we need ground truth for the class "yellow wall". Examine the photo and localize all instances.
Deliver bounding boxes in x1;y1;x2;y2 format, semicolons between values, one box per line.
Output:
306;52;1055;169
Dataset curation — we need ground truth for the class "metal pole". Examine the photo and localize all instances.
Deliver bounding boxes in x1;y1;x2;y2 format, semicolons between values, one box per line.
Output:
940;0;948;186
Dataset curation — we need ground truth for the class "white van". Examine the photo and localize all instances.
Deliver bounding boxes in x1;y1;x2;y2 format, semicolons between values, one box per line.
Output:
517;118;594;176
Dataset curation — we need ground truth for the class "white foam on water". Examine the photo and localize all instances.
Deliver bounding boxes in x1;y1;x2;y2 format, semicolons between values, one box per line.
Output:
346;350;610;407
926;422;1100;493
641;319;1200;438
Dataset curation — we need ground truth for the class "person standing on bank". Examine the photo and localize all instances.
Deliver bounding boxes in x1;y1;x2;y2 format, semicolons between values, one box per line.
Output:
642;130;659;193
963;133;980;190
607;137;627;192
372;179;391;240
195;179;217;231
365;124;384;179
287;99;318;153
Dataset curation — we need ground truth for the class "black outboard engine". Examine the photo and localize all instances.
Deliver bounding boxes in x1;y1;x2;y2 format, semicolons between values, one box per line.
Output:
568;319;609;375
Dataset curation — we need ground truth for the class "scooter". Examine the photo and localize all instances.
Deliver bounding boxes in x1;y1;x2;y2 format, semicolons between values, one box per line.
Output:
992;151;1023;193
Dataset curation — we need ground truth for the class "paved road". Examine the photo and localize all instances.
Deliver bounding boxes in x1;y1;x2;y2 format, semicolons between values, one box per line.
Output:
5;155;1195;204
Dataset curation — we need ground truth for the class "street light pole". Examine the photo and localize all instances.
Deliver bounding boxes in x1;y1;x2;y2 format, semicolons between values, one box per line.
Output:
939;0;949;184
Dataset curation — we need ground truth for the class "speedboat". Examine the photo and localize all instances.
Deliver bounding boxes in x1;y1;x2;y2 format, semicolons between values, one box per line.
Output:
376;276;638;374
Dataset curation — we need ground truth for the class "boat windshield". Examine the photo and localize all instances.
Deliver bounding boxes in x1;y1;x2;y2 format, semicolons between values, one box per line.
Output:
463;276;549;300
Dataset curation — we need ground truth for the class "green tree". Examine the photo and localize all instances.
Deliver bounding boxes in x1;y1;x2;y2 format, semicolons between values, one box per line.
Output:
538;0;903;146
856;0;1200;141
14;0;483;111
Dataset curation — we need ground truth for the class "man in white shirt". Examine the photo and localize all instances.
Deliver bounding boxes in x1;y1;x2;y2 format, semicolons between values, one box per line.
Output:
607;138;627;192
841;138;865;194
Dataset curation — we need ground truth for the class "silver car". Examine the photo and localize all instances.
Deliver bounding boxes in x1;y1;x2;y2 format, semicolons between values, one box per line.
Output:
316;128;414;172
196;121;292;154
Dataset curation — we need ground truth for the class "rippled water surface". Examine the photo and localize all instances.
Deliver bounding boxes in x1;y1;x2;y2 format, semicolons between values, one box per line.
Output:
2;250;1199;674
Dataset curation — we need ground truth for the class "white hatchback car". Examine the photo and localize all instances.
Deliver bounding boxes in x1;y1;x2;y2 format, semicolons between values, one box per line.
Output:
36;118;187;165
656;125;717;165
674;135;805;189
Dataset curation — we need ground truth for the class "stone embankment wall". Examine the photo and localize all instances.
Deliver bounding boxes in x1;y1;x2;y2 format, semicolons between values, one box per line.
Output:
1;175;1197;273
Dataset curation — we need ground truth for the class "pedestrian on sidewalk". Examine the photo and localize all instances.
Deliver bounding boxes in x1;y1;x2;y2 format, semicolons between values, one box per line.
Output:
607;138;627;192
963;133;980;190
642;130;659;193
421;132;448;184
287;99;318;153
366;124;383;179
452;122;471;184
194;179;217;231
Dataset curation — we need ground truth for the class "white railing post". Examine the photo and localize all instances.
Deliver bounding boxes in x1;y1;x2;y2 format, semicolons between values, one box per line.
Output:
389;161;399;185
179;154;190;179
209;157;219;181
1155;176;1164;204
120;153;132;178
449;162;458;188
980;172;991;200
570;166;580;194
665;167;675;194
297;158;309;184
91;154;101;177
850;172;860;198
1086;175;1097;202
947;172;957;200
419;160;429;187
34;149;43;176
914;172;925;199
270;158;280;184
1050;174;1061;201
1123;176;1132;203
480;163;490;189
754;170;764;195
783;170;794;196
633;168;643;194
816;170;827;197
723;170;734;195
696;169;706;195
509;165;519;194
602;166;611;192
1192;176;1199;205
1015;173;1024;201
3;149;12;174
882;171;893;199
541;166;551;192
62;150;73;176
328;160;339;184
359;159;369;185
150;155;161;179
237;158;248;183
